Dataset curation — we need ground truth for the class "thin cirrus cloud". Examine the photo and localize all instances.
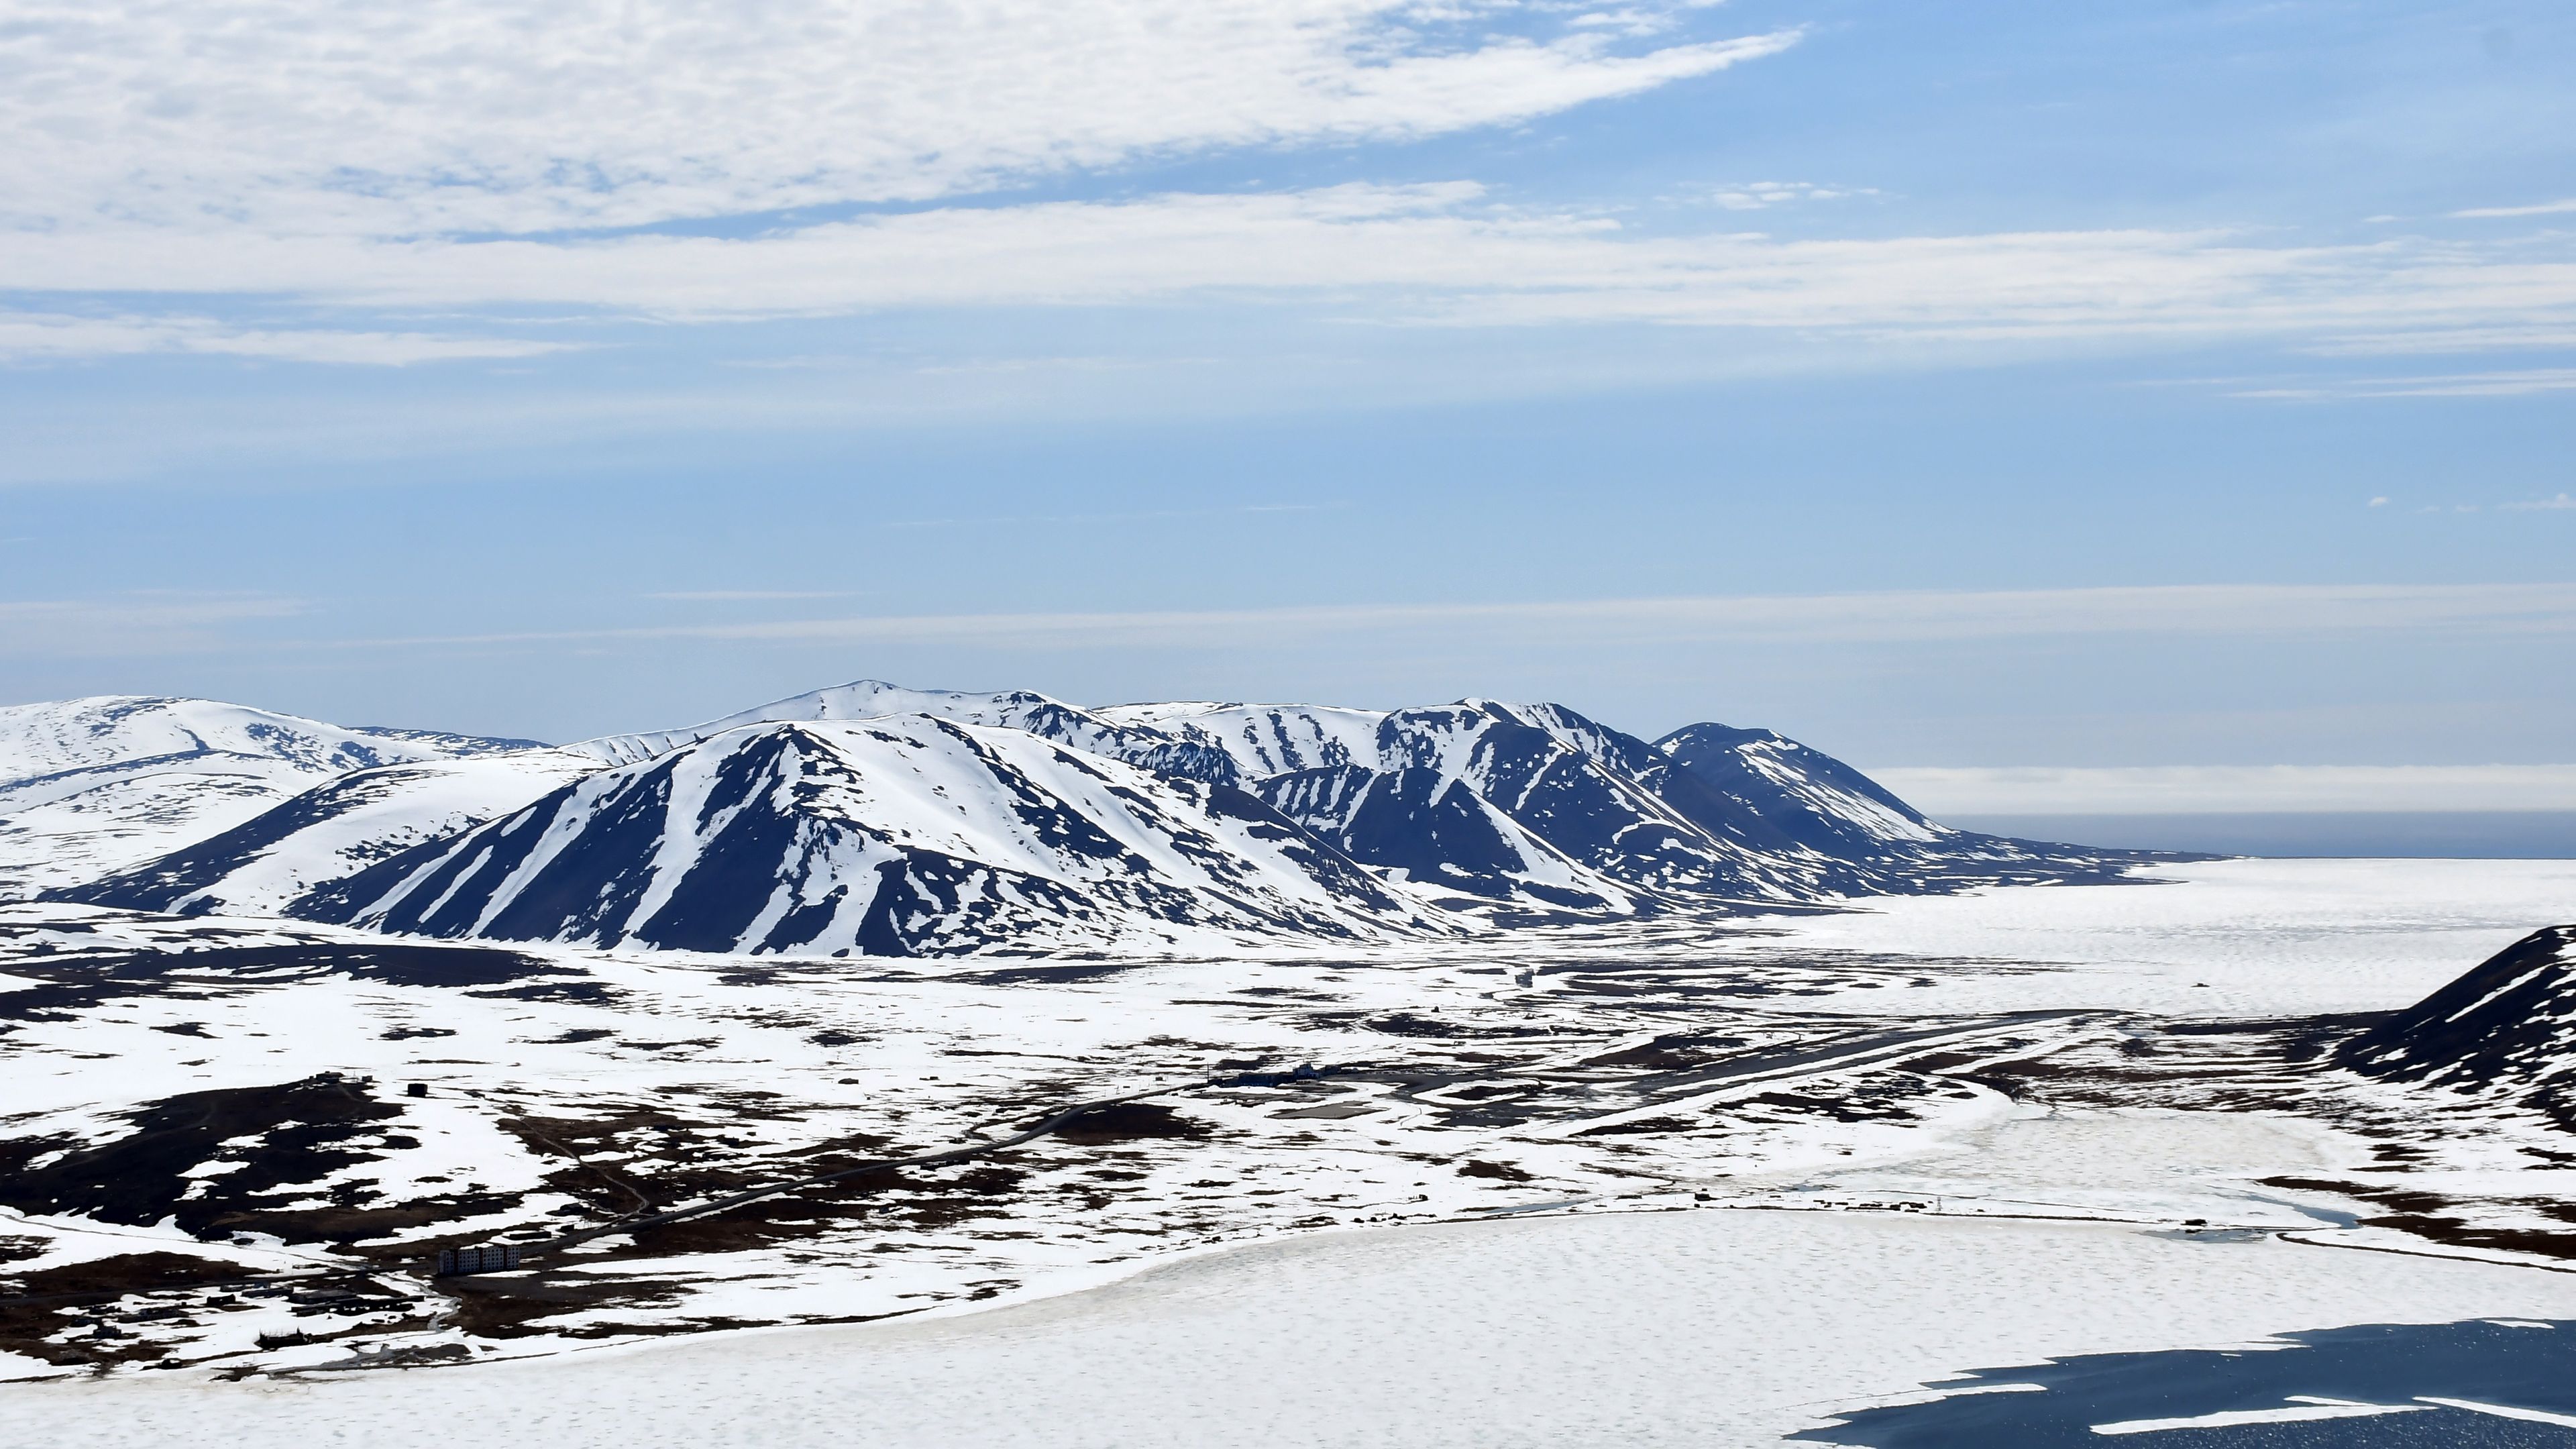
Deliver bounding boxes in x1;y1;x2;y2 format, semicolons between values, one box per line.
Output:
5;189;2573;361
347;582;2576;655
2226;368;2576;400
4;4;2573;370
1699;181;1878;211
0;2;1796;236
2451;198;2576;219
1875;763;2576;815
0;312;579;366
0;594;304;658
641;590;868;602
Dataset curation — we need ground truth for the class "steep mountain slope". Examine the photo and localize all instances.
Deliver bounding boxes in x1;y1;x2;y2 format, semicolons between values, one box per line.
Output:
2337;924;2576;1120
298;716;1434;957
1656;723;1941;857
0;696;544;900
50;750;605;917
577;681;1240;784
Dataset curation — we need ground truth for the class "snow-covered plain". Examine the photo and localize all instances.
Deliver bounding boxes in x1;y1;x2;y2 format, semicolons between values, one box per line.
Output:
1752;855;2576;1017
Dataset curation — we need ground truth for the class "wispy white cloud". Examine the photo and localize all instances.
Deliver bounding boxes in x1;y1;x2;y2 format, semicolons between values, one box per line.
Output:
642;590;866;602
1875;763;2576;814
339;582;2576;654
7;3;2570;375
0;2;1795;237
6;192;2573;362
2503;494;2576;512
2230;368;2576;400
2453;198;2576;219
0;594;305;657
1698;181;1877;211
0;313;578;366
881;502;1340;531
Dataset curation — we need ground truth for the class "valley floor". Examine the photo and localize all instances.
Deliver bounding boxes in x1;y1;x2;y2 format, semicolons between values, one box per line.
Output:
4;858;2575;1444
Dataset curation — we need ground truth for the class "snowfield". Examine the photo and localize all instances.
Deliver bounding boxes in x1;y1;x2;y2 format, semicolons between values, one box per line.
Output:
10;1209;2576;1449
1;861;2574;1421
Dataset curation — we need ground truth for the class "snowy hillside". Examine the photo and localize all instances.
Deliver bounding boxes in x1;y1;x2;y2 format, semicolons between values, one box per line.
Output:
0;697;542;900
2338;924;2576;1118
0;695;536;783
299;716;1433;956
52;751;604;917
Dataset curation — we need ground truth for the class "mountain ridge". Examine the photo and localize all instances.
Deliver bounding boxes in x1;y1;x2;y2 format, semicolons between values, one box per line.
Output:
23;681;2183;952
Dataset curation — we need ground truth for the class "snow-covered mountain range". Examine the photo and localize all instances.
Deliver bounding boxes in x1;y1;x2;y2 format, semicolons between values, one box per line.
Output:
24;683;2169;955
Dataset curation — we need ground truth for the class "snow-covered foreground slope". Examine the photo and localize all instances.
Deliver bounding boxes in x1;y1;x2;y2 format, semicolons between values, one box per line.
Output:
299;717;1434;955
0;698;541;900
11;1209;2576;1449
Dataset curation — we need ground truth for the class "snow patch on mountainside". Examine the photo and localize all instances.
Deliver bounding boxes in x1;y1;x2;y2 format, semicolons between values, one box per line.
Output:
1100;701;1390;777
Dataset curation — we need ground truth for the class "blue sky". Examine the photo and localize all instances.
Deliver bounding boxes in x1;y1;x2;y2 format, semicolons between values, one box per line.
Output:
3;0;2571;782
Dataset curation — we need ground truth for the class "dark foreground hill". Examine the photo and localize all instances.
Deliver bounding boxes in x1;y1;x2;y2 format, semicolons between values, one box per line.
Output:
2338;924;2576;1122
